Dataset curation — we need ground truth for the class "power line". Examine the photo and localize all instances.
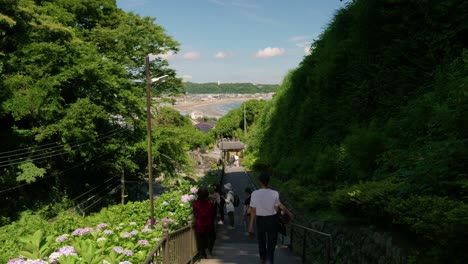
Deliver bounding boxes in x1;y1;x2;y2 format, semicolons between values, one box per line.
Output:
0;152;109;193
0;127;127;160
78;183;121;213
0;159;89;194
71;176;118;202
0;128;128;167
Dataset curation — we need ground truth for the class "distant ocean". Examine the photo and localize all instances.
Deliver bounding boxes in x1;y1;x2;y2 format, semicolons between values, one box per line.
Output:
174;101;243;117
213;101;242;116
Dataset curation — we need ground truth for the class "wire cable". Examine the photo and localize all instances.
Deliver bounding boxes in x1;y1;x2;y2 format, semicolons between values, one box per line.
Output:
0;127;127;160
0;153;108;193
0;129;127;167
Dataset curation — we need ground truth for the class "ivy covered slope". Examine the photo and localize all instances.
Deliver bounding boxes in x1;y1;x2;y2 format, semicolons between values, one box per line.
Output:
0;0;188;223
247;0;467;262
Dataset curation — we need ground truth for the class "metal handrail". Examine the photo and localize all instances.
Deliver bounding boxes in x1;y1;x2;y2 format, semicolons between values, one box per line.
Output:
288;222;333;264
143;220;197;264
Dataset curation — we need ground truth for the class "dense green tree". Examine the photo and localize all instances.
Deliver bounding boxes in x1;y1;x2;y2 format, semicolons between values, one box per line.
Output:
210;99;267;140
0;0;182;222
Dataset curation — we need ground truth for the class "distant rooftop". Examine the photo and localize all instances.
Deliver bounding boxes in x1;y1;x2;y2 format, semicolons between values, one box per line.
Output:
219;141;244;150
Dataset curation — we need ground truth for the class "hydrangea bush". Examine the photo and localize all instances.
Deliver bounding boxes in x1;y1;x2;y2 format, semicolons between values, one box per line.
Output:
4;180;200;264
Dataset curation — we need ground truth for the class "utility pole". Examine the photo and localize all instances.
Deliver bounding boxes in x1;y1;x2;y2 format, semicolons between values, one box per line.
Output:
121;169;125;205
243;103;247;136
145;55;155;227
144;55;168;228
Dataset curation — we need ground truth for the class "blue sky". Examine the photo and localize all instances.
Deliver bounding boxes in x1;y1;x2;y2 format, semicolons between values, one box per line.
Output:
116;0;347;84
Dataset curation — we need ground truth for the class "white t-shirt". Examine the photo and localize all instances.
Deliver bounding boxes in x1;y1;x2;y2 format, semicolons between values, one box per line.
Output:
250;189;280;216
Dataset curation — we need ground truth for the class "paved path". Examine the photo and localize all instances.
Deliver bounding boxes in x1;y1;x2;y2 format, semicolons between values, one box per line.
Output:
198;166;301;264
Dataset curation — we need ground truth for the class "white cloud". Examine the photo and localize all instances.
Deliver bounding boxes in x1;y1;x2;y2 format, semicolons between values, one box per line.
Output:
211;0;257;9
181;75;193;81
289;35;313;55
182;52;201;60
254;47;285;58
214;51;229;59
158;51;177;60
158;51;201;60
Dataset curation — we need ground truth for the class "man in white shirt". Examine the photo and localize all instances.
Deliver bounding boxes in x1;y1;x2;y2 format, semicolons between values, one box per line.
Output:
249;172;280;264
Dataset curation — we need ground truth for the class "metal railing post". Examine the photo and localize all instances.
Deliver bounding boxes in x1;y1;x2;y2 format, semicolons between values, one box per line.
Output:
290;225;294;251
302;228;306;263
163;222;169;264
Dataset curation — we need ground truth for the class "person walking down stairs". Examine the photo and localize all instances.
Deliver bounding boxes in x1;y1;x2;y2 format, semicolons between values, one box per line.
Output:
193;186;216;259
224;183;236;229
249;172;280;264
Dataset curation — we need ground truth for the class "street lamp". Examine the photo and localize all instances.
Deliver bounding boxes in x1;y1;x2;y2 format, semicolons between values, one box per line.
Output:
145;55;168;227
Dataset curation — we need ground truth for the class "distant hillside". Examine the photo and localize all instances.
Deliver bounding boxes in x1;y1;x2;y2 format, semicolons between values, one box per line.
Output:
184;82;280;94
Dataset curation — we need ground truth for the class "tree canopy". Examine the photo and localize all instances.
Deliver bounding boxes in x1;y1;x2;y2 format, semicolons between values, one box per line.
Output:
0;0;189;223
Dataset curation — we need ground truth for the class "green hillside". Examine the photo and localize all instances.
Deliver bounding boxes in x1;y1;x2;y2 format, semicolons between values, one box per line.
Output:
184;82;280;94
246;0;467;262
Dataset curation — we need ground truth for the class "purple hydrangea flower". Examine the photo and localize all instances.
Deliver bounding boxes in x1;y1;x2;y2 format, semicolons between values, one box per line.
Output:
24;260;48;264
49;252;61;264
123;250;133;256
138;239;150;246
181;194;190;203
96;223;108;229
142;226;152;233
162;217;174;223
103;229;113;235
129;230;138;236
7;258;25;264
113;246;133;256
71;227;93;236
55;234;68;243
146;219;156;225
190;187;198;193
113;246;124;254
58;246;77;256
120;232;131;238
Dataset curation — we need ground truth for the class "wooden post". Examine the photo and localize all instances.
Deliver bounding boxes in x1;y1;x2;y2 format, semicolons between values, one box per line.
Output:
189;219;193;264
163;222;169;264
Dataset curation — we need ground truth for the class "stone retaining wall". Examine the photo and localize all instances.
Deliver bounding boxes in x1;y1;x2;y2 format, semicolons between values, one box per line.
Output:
288;220;408;264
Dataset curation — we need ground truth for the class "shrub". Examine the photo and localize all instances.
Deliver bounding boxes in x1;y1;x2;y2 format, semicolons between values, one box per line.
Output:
387;195;468;242
330;178;401;219
343;125;385;181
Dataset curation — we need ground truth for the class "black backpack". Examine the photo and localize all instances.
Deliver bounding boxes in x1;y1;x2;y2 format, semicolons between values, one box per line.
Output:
231;191;240;207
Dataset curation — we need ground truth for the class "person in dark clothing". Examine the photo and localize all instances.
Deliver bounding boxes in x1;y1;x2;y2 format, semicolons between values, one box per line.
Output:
243;187;253;235
193;186;216;258
213;183;225;225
